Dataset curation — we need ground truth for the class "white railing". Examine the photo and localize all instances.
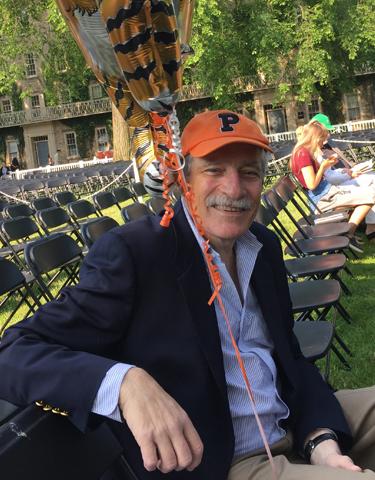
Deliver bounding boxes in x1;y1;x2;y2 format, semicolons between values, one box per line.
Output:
10;156;113;180
267;118;375;142
0;98;113;128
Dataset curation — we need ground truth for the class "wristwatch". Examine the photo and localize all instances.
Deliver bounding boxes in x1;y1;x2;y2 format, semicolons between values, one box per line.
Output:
304;431;338;462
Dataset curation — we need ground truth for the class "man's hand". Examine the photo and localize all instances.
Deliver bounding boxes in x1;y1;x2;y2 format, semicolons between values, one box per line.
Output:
307;430;362;472
119;367;204;473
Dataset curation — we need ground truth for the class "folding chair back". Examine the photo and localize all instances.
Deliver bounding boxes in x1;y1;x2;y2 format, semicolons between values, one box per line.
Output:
0;258;40;336
36;206;72;230
121;203;153;222
67;199;98;223
25;233;82;276
113;186;134;204
131;181;147;198
4;203;35;219
80;216;119;248
53;191;77;207
32;197;57;212
1;216;41;242
147;196;166;215
93;191;120;213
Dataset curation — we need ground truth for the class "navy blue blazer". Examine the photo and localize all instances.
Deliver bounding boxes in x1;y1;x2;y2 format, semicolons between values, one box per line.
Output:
0;201;352;480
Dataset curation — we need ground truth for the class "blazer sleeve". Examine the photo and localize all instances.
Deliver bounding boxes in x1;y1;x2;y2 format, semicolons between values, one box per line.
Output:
0;230;136;431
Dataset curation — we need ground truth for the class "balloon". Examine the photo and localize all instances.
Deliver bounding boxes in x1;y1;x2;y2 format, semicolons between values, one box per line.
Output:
56;0;149;128
101;0;182;113
173;0;195;56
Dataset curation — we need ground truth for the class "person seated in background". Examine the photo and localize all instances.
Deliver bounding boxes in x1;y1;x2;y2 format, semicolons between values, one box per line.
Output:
309;114;375;240
1;111;375;480
0;161;9;176
290;121;375;252
10;157;20;172
48;154;54;166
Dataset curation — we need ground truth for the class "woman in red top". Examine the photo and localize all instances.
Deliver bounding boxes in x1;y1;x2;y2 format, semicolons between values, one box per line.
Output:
291;121;375;248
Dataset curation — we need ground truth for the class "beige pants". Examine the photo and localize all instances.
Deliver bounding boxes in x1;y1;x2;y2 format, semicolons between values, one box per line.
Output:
317;185;375;224
228;386;375;480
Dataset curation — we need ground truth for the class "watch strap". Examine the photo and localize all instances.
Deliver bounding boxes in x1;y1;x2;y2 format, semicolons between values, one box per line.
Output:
304;431;338;462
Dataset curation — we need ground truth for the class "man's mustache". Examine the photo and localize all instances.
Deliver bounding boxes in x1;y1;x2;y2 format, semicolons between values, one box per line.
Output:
206;194;253;210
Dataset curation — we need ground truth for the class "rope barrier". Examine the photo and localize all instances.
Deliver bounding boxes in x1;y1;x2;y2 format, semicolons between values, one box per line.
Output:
0;190;30;205
81;163;134;200
332;138;375;145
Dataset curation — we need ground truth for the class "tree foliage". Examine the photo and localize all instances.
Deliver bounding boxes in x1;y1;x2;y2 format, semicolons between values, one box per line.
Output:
187;0;375;106
0;0;374;112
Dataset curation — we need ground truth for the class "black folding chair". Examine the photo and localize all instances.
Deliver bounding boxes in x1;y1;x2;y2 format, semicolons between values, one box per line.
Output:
272;179;351;239
0;400;138;480
3;203;35;220
121;203;153;223
287;175;350;225
289;279;352;370
46;177;68;196
147;196;166;215
67;199;99;226
93;191;121;214
0;258;41;336
113;186;135;204
262;192;353;260
24;233;83;301
31;197;57;212
130;181;147;200
0;216;44;269
36;206;82;243
53;191;77;207
80;216;119;249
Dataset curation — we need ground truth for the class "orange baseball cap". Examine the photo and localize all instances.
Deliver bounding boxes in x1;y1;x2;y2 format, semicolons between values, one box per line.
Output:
181;109;272;157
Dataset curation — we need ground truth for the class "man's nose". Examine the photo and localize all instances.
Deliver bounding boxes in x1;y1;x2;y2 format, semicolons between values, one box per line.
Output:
222;170;244;198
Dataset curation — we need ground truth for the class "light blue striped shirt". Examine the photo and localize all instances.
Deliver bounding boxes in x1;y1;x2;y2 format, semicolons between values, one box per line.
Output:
92;203;289;457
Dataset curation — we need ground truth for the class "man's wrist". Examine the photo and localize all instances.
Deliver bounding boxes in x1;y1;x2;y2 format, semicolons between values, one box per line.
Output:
304;429;341;463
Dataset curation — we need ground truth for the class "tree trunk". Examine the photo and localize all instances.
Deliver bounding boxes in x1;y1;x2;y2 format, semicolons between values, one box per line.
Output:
111;103;131;162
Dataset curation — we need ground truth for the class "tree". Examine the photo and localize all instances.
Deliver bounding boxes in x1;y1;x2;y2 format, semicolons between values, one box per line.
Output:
0;0;131;161
1;0;374;127
186;0;375;119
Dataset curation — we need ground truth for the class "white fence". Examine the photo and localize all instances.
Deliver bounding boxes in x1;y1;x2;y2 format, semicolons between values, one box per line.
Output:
267;118;375;143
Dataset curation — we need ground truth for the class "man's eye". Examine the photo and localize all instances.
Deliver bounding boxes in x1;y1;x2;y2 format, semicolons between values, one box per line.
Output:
205;168;222;174
242;170;260;177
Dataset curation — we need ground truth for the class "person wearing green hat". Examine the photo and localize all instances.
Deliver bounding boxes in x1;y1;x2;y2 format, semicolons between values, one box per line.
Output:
311;113;335;131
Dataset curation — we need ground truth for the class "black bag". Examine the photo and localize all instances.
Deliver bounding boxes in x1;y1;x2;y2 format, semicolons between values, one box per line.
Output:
0;399;134;480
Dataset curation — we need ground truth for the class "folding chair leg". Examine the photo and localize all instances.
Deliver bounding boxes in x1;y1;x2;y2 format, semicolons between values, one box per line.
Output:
331;344;351;370
334;332;352;357
335;302;354;324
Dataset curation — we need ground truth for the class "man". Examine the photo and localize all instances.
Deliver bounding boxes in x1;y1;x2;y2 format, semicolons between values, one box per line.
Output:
53;148;61;165
0;111;374;480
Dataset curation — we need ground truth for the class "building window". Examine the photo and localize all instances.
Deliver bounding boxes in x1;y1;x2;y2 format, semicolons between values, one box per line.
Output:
7;141;19;162
307;99;320;119
297;103;305;120
65;132;79;157
25;53;37;77
31;95;41;109
264;104;288;134
90;83;104;100
96;127;109;151
1;99;12;113
346;93;360;121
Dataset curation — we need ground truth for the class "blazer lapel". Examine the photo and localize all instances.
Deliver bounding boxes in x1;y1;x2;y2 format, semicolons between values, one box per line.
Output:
173;204;229;402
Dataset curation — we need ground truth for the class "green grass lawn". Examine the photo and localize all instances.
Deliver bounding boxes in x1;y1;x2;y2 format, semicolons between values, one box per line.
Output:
1;202;374;390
